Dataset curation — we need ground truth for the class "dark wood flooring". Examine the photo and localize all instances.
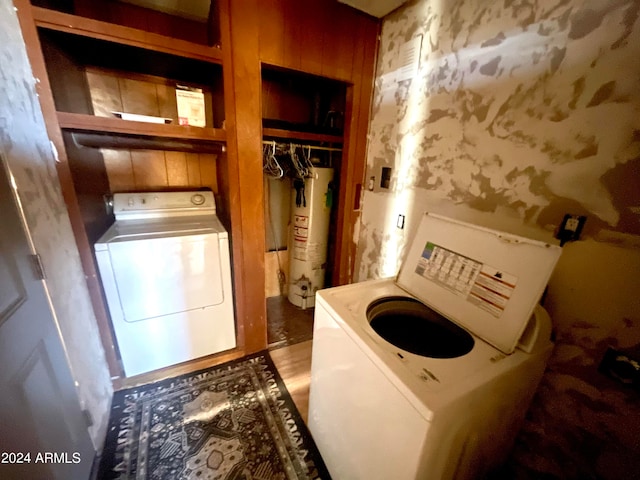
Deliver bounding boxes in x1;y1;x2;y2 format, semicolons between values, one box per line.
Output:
267;295;314;349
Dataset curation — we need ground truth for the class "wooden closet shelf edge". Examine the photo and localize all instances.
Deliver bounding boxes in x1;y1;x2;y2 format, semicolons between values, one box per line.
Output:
262;128;343;144
57;112;227;142
31;6;223;64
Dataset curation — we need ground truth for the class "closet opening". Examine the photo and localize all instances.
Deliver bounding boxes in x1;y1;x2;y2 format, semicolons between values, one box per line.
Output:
261;66;347;349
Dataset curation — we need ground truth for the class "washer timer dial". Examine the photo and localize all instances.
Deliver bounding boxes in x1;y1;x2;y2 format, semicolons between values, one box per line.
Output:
191;193;206;206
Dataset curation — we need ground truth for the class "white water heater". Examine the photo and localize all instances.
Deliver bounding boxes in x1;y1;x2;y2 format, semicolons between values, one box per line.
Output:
288;167;334;309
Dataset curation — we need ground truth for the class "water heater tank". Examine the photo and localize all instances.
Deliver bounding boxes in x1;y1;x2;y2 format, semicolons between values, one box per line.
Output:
288;167;334;309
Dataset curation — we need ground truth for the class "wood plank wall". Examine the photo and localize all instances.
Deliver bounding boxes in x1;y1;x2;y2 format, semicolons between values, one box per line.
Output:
99;150;218;193
225;0;379;354
256;0;379;286
85;68;216;127
258;0;373;81
84;68;219;194
71;0;213;45
17;0;378;375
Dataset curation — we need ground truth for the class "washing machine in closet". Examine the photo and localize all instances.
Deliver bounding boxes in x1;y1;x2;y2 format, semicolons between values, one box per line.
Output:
95;191;236;377
309;213;562;480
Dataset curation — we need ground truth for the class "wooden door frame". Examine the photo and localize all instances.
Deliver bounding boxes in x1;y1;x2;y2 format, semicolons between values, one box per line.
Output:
220;0;268;354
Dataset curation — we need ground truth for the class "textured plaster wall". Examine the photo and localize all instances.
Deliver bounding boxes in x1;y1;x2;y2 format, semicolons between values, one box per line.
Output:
356;0;640;477
0;0;112;449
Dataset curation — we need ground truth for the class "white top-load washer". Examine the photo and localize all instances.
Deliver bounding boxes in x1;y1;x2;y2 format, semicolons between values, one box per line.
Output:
95;191;236;377
308;213;562;480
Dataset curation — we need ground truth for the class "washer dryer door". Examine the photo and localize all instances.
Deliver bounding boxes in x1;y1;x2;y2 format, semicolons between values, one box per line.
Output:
108;233;223;322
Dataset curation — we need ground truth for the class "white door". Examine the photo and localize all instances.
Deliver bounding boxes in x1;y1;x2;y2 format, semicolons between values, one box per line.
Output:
0;156;94;479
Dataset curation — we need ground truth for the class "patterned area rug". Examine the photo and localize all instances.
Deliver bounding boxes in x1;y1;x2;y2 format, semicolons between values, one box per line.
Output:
98;352;330;479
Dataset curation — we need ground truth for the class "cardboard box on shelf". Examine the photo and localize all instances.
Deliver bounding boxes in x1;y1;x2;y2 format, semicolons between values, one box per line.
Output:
176;85;206;127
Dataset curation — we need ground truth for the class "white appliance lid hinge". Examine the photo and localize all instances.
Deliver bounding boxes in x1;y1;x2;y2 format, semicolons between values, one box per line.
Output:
29;253;46;280
82;408;94;428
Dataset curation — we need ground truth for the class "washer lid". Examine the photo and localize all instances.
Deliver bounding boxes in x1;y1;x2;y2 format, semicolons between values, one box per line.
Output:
397;213;562;354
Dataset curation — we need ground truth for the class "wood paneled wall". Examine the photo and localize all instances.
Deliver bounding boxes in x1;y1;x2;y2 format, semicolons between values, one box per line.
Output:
82;68;219;194
17;0;378;376
101;150;218;193
339;16;379;285
224;0;379;354
71;0;214;46
255;0;379;286
257;0;377;83
85;68;216;128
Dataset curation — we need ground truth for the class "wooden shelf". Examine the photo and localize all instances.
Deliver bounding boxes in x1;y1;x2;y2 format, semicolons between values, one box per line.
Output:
32;6;223;64
262;128;342;144
57;112;226;143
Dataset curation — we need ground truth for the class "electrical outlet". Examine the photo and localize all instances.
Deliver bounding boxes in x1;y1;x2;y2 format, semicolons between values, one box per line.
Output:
565;217;580;232
599;346;640;389
556;214;587;245
397;214;405;229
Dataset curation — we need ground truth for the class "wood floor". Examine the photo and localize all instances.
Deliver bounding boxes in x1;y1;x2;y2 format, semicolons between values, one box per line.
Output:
270;340;313;423
267;295;314;348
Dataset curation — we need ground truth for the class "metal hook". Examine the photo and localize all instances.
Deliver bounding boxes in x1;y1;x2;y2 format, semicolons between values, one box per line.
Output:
263;141;284;179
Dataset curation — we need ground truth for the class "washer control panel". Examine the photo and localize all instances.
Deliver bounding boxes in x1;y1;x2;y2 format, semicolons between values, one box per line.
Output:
112;191;216;219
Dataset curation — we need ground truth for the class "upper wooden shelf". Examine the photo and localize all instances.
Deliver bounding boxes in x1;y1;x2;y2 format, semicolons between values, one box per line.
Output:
57;112;226;143
31;6;223;64
262;128;342;144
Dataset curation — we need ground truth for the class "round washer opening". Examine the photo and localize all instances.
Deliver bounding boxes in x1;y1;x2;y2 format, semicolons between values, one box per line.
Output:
367;296;474;359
